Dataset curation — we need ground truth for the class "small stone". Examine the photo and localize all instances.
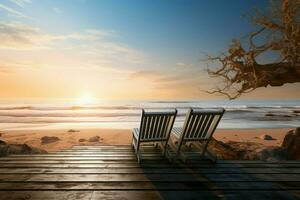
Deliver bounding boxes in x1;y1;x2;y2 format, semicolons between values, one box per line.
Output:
41;136;60;144
88;136;100;142
78;138;86;142
0;140;6;145
68;129;80;133
260;134;276;140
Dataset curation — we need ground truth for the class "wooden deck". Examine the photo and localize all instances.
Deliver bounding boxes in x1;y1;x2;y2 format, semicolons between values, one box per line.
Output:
0;145;300;199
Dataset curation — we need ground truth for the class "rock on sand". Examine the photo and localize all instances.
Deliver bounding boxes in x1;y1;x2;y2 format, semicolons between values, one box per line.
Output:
41;136;60;144
68;129;80;133
260;134;276;140
0;140;47;156
281;127;300;160
88;136;100;142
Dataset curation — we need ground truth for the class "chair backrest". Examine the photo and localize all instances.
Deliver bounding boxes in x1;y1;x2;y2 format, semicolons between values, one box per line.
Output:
180;108;225;141
138;109;177;142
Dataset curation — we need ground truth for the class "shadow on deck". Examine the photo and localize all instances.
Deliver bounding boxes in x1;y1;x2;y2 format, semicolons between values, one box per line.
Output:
0;145;299;199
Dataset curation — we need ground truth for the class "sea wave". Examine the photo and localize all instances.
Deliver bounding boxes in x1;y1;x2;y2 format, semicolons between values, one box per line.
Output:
0;100;299;128
0;105;140;111
0;104;299;111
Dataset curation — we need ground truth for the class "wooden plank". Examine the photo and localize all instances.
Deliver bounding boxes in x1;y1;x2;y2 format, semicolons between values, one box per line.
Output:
4;156;300;165
1;190;298;200
1;167;300;174
0;191;164;200
72;145;131;148
58;150;156;153
55;150;134;152
68;146;132;149
0;160;143;164
72;146;133;148
68;148;133;151
6;154;138;157
0;164;163;168
1;162;300;168
0;157;139;160
8;155;134;158
211;190;300;200
60;147;158;151
0;181;299;190
0;191;93;200
0;173;300;182
72;145;131;147
218;160;300;164
92;191;163;200
59;150;135;152
0;158;165;163
49;152;155;155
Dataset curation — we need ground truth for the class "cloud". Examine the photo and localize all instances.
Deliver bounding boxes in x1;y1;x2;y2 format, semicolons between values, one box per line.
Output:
0;22;45;49
129;69;207;93
176;62;193;68
84;42;145;64
0;22;117;50
129;70;162;80
0;21;146;75
52;7;62;14
0;3;29;19
0;67;11;74
9;0;31;8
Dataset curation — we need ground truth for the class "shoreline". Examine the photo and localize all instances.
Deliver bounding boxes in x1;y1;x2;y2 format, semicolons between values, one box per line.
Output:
0;127;293;152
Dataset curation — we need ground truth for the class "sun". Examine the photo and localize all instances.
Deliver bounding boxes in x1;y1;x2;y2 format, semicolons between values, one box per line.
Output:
75;93;97;105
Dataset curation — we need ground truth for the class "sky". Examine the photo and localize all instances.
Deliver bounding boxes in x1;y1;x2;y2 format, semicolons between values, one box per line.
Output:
0;0;299;101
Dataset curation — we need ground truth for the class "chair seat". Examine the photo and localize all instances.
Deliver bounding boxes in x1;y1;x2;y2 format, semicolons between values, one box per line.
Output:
172;127;183;138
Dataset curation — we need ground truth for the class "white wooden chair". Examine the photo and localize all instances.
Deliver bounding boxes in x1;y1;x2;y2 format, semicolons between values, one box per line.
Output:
168;108;225;162
132;109;177;163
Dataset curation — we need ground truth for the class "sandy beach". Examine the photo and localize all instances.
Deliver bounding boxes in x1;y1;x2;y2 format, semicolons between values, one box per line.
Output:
0;127;292;152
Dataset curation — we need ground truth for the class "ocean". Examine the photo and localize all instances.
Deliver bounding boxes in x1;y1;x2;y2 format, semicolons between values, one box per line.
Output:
0;99;299;131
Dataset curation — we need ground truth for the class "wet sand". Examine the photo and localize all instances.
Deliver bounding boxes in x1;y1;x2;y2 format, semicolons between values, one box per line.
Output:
0;127;293;152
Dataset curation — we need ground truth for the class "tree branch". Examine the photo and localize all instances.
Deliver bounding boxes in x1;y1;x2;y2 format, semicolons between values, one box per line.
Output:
206;0;300;99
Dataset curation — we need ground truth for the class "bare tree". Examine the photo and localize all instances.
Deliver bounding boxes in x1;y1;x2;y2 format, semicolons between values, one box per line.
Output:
207;0;300;99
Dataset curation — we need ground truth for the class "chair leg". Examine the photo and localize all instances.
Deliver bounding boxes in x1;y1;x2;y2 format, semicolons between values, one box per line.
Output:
201;141;209;157
131;136;137;150
136;142;142;164
136;150;141;164
131;137;134;149
199;141;217;163
163;141;168;156
180;152;188;163
205;151;217;163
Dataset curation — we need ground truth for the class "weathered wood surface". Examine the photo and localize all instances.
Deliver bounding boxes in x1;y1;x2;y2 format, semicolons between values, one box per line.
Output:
0;145;299;200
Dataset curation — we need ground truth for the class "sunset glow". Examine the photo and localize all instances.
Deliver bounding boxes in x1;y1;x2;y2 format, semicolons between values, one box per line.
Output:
0;0;299;100
75;93;97;105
